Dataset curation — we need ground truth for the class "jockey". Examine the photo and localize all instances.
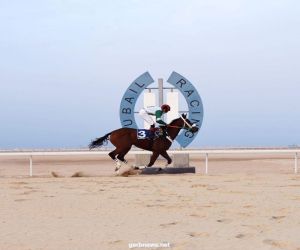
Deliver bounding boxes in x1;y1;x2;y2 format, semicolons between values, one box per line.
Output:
139;104;172;142
139;104;171;131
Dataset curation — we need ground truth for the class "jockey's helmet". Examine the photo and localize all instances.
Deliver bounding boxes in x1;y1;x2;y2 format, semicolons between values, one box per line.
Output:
161;104;171;112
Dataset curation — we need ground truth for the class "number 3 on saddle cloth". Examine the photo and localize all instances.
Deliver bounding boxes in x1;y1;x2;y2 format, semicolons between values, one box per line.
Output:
137;128;163;140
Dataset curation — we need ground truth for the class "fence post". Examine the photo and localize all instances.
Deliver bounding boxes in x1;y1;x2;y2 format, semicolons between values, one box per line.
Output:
205;153;208;174
29;155;33;177
295;153;298;174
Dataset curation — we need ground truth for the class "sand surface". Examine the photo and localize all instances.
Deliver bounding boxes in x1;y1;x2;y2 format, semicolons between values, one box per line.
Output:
1;154;300;250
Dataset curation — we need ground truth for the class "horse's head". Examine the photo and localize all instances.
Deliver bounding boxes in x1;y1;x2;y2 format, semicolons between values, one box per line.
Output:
170;114;199;133
180;113;199;133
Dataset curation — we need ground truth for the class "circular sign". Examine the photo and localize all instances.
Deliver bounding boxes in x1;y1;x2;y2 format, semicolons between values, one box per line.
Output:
119;71;204;147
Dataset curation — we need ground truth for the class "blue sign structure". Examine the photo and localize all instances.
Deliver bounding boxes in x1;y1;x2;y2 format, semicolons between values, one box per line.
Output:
119;72;154;128
119;71;204;147
167;72;204;147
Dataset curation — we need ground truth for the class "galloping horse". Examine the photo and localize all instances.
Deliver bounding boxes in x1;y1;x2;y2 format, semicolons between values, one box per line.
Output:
89;114;199;170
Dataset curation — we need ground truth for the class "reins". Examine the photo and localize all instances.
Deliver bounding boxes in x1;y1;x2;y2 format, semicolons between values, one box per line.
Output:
167;125;192;131
167;125;186;129
166;115;196;130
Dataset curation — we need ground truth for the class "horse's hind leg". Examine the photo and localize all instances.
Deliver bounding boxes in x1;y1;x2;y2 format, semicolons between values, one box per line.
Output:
117;147;131;164
109;133;133;171
108;149;122;171
108;150;117;161
109;147;131;172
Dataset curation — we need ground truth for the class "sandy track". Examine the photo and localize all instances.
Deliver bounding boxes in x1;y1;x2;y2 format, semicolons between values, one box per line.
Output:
1;154;300;249
1;173;300;250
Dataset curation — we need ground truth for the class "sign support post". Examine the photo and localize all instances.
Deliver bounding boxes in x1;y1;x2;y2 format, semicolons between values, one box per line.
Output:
158;78;163;106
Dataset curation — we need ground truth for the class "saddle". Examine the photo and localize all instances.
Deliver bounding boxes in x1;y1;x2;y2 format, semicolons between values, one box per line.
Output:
137;127;164;140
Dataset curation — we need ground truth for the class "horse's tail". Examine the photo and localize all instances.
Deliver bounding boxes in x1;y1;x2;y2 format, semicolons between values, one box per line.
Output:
89;133;111;149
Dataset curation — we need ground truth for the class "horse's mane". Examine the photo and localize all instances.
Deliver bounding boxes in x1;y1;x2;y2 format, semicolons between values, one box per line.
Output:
168;115;185;125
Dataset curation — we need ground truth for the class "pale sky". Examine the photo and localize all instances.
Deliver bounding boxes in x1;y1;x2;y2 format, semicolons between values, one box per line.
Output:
0;0;299;149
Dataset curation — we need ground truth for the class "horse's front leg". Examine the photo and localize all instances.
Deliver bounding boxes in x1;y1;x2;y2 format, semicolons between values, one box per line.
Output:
147;151;160;167
160;151;172;167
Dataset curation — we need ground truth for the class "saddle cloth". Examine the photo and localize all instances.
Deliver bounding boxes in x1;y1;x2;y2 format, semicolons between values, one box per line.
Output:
137;128;163;140
137;129;153;139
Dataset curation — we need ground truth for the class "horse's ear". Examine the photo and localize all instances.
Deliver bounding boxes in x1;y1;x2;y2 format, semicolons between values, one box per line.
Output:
182;113;186;119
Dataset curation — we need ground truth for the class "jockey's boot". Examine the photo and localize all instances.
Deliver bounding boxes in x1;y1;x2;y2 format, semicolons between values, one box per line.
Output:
149;124;156;132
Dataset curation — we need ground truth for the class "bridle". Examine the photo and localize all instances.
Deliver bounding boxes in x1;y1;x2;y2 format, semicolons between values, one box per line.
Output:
181;115;197;129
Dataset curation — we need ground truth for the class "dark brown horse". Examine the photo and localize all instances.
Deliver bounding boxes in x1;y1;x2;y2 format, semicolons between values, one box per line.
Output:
89;114;198;170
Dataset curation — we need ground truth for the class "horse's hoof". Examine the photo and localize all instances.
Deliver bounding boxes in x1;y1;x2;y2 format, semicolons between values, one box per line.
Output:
136;166;147;170
134;166;144;170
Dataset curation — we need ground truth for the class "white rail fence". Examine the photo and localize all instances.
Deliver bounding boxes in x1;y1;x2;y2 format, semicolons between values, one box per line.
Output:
0;149;299;176
0;149;300;176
